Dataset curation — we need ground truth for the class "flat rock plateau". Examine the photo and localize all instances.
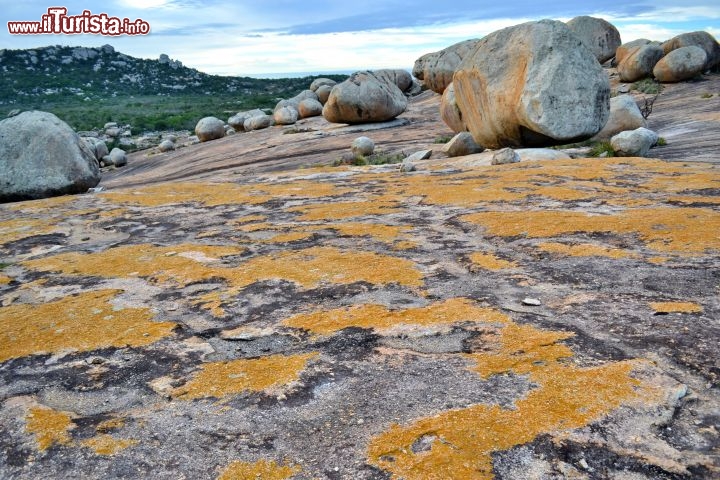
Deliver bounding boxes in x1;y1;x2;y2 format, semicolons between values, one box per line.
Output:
1;73;719;479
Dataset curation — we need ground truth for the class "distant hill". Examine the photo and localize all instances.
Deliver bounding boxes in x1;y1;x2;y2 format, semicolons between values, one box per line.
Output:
0;45;347;132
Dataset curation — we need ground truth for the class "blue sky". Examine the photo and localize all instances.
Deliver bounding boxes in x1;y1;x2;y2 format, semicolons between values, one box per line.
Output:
2;1;719;76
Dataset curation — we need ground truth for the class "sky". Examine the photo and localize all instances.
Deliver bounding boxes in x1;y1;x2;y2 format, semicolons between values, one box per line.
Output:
1;1;719;77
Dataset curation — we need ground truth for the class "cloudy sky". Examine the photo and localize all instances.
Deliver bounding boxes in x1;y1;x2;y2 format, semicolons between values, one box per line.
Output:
2;1;719;76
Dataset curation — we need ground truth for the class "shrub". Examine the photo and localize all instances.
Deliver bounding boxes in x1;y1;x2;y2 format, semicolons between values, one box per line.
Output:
632;78;663;95
656;137;667;146
434;135;453;144
588;141;615;157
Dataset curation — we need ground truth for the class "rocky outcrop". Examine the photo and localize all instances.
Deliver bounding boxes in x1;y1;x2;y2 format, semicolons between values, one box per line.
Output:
653;46;708;82
371;69;413;93
618;43;665;82
566;15;622;63
0;111;100;202
615;39;652;65
298;98;323;118
309;78;336;92
244;114;274;131
440;82;466;134
275;91;319;114
662;31;720;70
611;127;659;157
413;39;480;94
274;106;299;125
228;109;265;132
453;20;610;149
323;71;408;124
442;132;483;157
592;94;647;140
315;85;333;105
194;117;225;142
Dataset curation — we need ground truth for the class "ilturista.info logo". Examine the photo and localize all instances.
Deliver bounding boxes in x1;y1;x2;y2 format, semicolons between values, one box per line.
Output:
8;7;150;36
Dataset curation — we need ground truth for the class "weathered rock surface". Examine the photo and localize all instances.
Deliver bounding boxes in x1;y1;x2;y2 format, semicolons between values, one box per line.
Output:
566;15;622;63
370;69;413;93
0;111;100;202
350;136;375;156
453;20;610;148
194;116;225;142
315;85;333;105
440;82;466;133
515;148;571;161
244;114;275;132
323;71;408;124
228;109;264;132
158;139;175;152
592;94;647;140
297;98;323;119
662;31;720;70
618;43;665;82
413;39;480;94
103;147;128;167
491;147;520;165
442;132;483;157
615;38;652;65
273;106;298;126
654;46;708;83
611;126;659;157
309;77;336;92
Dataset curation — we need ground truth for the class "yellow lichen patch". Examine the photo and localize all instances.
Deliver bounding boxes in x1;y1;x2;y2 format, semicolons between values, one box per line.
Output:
6;194;80;212
286;200;401;221
668;196;720;205
237;222;274;232
462;207;720;254
171;353;318;400
22;243;245;287
229;214;268;225
328;222;412;243
282;298;509;335
648;257;670;264
264;231;315;243
218;459;300;480
392;240;418;250
368;318;647;480
649;301;703;314
25;407;75;451
0;274;11;285
0;217;59;244
100;180;350;207
468;252;518;270
537;242;637;260
96;418;125;433
0;290;176;362
81;435;137;456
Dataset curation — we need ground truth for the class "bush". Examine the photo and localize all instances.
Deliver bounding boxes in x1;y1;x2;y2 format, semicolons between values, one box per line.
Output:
434;135;453;144
632;78;663;95
588;141;615;157
656;137;667;146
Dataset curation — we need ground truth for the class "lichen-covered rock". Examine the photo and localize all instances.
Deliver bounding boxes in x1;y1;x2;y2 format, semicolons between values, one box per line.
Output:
566;15;622;63
0;111;100;202
453;20;610;149
653;46;708;82
412;39;480;94
442;132;483;157
298;98;323;119
618;44;664;82
611;127;659;157
440;82;466;133
592;94;647;140
662;31;720;70
323;71;407;124
194;116;225;142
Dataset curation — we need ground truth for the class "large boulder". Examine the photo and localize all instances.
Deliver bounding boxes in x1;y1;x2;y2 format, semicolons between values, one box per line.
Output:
440;82;466;133
611;127;659;157
273;106;298;125
309;78;337;92
653;46;708;82
566;15;622;64
323;71;408;124
275;90;319;113
298;98;323;118
194;116;225;142
315;85;333;105
0;111;100;202
228;109;264;132
412;39;480;94
102;147;127;167
615;39;652;65
591;94;647;140
453;20;610;149
618;44;664;82
662;31;720;70
371;69;413;92
244;114;274;131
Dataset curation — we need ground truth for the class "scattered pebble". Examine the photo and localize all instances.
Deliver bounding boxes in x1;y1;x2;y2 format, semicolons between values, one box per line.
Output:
522;297;542;306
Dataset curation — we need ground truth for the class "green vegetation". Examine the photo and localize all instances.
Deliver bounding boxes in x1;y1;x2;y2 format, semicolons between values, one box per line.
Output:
631;78;663;95
588;141;615;157
334;151;405;167
434;135;453;144
701;93;714;98
657;137;667;146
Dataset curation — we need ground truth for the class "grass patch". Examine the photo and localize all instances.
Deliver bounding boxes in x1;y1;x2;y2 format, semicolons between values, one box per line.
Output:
283;127;315;135
701;93;714;99
588;141;616;157
632;78;663;95
434;135;453;144
657;137;667;146
333;151;405;167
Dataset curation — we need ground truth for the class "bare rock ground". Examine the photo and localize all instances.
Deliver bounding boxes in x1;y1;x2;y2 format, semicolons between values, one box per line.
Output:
1;73;719;479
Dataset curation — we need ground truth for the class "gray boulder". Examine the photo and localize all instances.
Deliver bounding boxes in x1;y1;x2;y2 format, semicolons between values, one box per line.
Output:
275;90;319;113
94;140;109;160
491;147;521;165
618;44;664;82
273;106;298;125
309;78;337;92
442;132;483;157
194;116;225;142
228;109;264;132
413;39;480;94
566;16;622;64
439;82;466;133
662;31;720;70
371;69;413;92
244;114;274;131
611;127;659;157
158;140;175;152
453;20;610;149
653;46;708;82
615;39;652;65
404;150;432;163
592;94;647;140
351;136;375;156
0;111;100;202
102;147;127;167
316;85;333;105
323;71;408;124
298;98;323;118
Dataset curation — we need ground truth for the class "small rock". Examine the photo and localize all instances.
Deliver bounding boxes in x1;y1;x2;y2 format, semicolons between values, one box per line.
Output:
522;298;542;306
158;140;175;152
611;127;659;157
351;136;375;156
442;132;483;157
399;160;416;173
404;150;432;163
491;148;520;165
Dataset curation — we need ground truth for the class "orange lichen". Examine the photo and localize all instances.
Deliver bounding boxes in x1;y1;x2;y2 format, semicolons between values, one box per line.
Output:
282;298;509;335
286;200;401;221
171;353;318;400
6;194;80;212
462;207;720;254
0;273;10;285
0;217;59;244
81;435;137;456
368;316;647;480
96;418;125;433
537;242;637;259
218;459;300;480
25;407;75;451
468;252;518;270
650;301;703;314
240;221;414;247
0;290;176;362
